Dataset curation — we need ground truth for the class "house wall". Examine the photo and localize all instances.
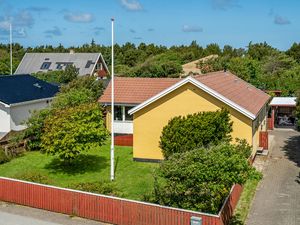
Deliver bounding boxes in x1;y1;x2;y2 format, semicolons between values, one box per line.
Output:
133;83;255;161
10;100;51;131
0;103;11;133
252;105;267;150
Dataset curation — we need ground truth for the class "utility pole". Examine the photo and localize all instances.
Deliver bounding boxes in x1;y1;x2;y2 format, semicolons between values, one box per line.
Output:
110;18;115;181
10;23;12;75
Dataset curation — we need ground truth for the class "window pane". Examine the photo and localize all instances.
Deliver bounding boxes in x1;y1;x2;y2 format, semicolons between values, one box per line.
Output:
125;106;133;121
114;106;122;121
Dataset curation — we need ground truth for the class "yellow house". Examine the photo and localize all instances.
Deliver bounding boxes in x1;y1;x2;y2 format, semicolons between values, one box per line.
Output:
99;71;270;161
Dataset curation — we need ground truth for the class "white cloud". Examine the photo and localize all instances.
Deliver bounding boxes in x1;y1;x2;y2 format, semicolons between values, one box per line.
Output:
0;19;10;30
94;26;105;35
129;28;136;33
64;12;94;23
211;0;239;10
14;27;27;38
182;25;203;33
44;26;62;37
120;0;143;11
274;15;291;25
14;10;34;28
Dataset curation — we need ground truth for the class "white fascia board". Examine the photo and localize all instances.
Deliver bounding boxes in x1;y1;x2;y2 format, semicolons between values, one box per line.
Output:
128;76;257;120
100;53;110;74
90;53;101;76
9;97;54;107
0;101;10;108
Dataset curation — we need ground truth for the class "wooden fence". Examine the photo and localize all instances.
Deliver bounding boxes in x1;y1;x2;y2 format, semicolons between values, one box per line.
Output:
0;177;243;225
114;134;133;146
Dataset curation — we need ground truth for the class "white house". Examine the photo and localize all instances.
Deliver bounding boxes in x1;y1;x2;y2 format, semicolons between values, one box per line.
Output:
0;74;59;137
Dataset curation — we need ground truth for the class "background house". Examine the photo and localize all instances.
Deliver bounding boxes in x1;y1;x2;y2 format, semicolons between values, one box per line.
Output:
99;71;270;161
14;52;109;78
0;75;59;136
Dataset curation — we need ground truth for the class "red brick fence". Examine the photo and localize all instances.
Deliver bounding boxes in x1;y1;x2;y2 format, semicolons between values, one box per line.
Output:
0;177;243;225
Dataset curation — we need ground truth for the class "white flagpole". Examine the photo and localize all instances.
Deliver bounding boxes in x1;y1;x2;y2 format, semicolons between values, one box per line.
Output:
110;18;115;181
10;23;13;75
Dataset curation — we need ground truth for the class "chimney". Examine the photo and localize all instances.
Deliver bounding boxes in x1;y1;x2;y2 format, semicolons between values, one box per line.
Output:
69;49;75;54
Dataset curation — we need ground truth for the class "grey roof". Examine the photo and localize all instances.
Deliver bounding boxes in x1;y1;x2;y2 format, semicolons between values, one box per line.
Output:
15;53;108;76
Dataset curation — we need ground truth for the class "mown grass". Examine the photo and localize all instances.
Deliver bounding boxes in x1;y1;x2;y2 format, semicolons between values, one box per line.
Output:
0;142;158;200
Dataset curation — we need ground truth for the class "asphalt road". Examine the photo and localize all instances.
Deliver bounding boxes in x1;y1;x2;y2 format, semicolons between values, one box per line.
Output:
247;129;300;225
0;201;106;225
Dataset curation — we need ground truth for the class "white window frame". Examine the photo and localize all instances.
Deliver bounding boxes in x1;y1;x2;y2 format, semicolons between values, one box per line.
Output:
114;105;133;122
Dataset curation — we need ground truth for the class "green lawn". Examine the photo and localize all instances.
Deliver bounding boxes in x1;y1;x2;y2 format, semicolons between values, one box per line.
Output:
0;143;158;200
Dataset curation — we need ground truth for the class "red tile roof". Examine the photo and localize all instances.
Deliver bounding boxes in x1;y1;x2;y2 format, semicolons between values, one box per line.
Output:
99;77;180;105
194;71;270;116
99;71;270;117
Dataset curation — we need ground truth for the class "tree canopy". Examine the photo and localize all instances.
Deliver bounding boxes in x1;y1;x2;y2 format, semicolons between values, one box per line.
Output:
41;103;108;161
0;41;298;95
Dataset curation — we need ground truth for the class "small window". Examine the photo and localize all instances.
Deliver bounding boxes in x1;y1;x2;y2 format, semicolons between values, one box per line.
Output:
125;106;133;121
95;63;103;70
114;106;122;121
56;63;63;70
40;62;51;70
85;60;94;68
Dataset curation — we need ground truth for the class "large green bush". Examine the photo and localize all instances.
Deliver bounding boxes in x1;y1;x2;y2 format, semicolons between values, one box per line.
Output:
153;143;253;213
24;109;51;151
60;76;104;100
159;109;233;159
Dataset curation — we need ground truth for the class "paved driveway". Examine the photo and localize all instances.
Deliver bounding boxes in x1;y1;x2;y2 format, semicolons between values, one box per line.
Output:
0;201;106;225
247;129;300;225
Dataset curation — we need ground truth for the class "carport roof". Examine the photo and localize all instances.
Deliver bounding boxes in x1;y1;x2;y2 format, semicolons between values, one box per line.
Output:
270;97;297;106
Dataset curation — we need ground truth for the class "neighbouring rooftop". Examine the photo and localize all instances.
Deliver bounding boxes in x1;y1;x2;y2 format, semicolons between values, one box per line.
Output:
14;52;108;76
269;97;297;106
0;74;59;105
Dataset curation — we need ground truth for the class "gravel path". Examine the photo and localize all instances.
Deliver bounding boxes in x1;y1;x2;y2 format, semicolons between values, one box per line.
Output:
247;129;300;225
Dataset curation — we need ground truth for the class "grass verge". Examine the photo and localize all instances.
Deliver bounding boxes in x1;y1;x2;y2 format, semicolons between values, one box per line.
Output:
229;177;261;225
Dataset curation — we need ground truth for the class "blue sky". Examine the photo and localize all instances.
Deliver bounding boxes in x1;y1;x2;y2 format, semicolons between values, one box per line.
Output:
0;0;299;50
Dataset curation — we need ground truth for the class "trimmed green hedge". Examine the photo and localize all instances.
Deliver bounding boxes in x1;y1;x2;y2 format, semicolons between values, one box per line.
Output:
159;109;233;159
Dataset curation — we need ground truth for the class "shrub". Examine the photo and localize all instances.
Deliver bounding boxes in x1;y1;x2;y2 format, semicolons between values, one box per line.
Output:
24;109;51;151
58;65;78;84
69;181;122;196
51;88;94;109
0;148;10;164
60;76;104;100
152;143;253;213
234;138;252;159
160;109;233;159
14;171;52;185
